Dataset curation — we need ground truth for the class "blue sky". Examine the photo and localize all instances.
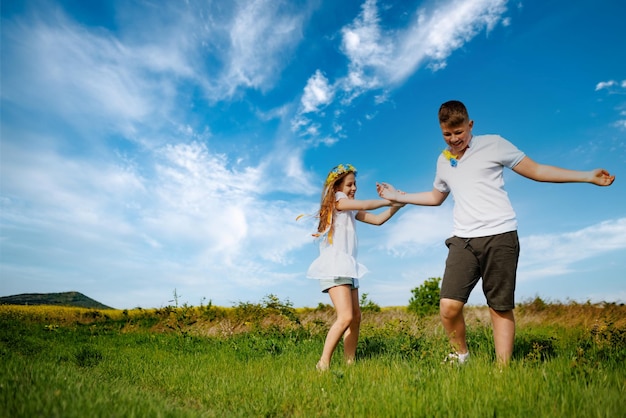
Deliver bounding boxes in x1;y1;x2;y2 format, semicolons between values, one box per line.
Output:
1;0;625;310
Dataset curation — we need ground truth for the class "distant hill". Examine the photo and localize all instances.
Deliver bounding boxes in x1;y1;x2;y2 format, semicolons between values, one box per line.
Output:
0;291;113;309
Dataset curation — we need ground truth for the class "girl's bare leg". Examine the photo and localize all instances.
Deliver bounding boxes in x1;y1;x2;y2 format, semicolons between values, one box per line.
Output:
318;285;355;369
342;288;361;364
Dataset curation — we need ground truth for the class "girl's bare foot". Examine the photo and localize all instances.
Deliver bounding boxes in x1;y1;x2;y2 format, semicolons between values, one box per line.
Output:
316;360;329;371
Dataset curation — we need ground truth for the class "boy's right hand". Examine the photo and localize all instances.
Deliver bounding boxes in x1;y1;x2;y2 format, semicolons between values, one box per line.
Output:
377;182;397;200
590;169;615;186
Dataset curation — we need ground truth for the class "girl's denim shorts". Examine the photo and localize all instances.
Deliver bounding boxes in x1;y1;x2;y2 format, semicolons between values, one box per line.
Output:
319;277;359;293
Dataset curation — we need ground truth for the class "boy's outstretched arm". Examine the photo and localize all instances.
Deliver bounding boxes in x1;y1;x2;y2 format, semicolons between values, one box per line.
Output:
377;182;448;206
513;157;615;186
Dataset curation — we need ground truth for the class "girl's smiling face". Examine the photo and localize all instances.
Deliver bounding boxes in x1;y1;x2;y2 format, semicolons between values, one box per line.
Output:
337;173;357;199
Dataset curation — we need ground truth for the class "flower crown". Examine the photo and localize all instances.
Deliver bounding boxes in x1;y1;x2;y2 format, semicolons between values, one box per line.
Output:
442;149;458;167
325;163;357;185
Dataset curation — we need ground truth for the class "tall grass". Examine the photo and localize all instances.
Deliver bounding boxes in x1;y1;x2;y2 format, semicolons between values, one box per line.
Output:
1;301;624;417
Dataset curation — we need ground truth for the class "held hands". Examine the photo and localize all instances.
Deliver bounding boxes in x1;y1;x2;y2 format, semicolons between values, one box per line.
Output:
590;169;616;186
376;182;404;202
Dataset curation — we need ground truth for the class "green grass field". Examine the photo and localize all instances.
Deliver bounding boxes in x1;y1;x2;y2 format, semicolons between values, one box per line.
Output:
1;300;624;417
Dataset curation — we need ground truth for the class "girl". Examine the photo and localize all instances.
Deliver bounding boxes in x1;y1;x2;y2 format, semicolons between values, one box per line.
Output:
306;163;403;371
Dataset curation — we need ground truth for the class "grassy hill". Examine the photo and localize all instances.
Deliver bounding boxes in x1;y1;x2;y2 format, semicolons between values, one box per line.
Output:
0;291;112;309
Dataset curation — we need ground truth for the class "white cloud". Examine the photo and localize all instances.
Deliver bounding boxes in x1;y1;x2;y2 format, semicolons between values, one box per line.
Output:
384;0;508;83
339;0;509;90
216;0;308;97
0;137;315;305
1;1;311;143
595;80;617;91
293;0;509;138
594;79;626;132
595;79;626;93
380;206;455;256
1;16;162;138
301;70;335;113
0;140;145;230
518;218;626;280
339;0;392;93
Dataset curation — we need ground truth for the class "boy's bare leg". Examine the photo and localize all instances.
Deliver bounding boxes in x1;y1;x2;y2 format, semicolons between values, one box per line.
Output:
342;288;361;364
490;308;515;364
440;298;468;354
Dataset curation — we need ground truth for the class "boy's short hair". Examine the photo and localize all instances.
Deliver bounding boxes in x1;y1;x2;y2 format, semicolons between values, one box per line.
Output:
438;100;469;127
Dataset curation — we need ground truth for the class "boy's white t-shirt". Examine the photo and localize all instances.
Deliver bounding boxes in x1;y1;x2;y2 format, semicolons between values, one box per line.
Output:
434;134;526;238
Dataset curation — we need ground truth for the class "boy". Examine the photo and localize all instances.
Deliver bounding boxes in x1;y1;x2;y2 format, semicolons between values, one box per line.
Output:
377;100;615;364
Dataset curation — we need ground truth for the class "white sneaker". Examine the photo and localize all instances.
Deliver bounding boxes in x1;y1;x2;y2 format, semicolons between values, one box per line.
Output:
445;351;470;364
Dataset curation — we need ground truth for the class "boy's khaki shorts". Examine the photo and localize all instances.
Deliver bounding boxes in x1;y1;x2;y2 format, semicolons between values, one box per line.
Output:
440;231;520;311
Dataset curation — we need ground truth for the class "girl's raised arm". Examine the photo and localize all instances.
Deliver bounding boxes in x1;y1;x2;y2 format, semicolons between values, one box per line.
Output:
335;198;392;212
356;205;403;226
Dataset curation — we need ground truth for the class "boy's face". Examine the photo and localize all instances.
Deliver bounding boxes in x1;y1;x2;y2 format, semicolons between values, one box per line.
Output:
441;120;473;156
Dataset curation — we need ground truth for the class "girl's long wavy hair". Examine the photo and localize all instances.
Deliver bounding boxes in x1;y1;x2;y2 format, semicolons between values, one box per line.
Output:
316;165;356;242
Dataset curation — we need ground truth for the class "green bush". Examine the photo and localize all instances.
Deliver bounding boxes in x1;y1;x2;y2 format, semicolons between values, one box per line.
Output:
408;277;441;317
359;293;381;312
